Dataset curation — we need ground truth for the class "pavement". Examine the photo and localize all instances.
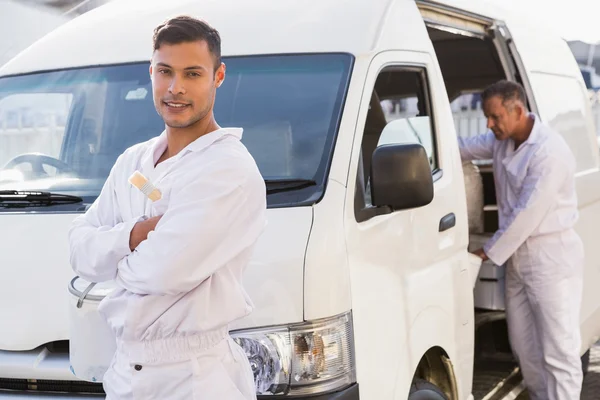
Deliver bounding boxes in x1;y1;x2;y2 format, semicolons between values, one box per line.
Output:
581;342;600;399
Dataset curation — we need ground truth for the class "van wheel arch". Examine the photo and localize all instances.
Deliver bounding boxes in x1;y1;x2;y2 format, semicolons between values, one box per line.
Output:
411;347;457;399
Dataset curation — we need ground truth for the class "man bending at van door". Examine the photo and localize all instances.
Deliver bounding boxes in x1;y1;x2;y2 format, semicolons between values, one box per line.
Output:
459;80;584;400
68;16;265;400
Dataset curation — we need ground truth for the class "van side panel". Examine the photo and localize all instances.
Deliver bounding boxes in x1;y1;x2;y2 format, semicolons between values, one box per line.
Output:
304;180;352;321
506;20;586;79
528;73;597;174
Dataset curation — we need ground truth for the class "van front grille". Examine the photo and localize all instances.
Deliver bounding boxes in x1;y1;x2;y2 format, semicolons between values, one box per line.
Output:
0;378;104;394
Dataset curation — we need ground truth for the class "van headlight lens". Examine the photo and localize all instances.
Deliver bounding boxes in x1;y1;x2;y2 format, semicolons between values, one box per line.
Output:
231;312;355;396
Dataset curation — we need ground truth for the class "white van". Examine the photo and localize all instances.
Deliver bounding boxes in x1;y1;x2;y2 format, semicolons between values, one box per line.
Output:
1;0;599;399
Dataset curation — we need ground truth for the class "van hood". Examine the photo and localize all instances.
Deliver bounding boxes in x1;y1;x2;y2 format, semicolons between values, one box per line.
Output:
0;207;311;351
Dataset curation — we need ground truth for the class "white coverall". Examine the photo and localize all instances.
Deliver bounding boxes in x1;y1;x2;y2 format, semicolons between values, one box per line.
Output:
459;114;584;400
69;128;266;400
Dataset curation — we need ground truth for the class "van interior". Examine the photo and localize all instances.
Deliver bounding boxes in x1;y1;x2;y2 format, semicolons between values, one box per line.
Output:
428;24;517;399
427;23;505;228
429;20;524;398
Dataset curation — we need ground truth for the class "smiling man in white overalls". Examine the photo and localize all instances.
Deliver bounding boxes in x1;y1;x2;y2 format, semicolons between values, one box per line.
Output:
69;16;265;400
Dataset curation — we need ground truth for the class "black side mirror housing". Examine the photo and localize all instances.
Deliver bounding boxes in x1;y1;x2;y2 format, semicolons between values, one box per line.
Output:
370;144;434;210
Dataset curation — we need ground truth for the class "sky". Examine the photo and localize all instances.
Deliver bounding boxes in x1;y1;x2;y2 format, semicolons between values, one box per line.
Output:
487;0;600;44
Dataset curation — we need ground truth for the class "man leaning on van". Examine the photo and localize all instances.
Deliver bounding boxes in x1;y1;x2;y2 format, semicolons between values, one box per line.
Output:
459;80;584;400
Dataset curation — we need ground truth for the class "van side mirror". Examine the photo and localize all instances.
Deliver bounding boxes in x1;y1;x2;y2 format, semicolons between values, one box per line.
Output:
370;144;434;210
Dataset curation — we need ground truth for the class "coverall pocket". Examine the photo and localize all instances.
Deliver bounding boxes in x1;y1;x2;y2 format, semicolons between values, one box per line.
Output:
191;357;248;400
505;167;525;207
149;194;169;217
129;359;194;400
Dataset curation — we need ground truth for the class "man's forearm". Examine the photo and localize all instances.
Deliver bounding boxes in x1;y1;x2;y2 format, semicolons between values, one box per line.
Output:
129;216;162;251
69;216;141;282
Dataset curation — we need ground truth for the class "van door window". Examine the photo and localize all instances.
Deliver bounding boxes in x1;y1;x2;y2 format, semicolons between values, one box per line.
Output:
355;67;438;215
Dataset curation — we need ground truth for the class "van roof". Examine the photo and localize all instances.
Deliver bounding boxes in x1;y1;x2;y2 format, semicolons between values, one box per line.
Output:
0;0;551;77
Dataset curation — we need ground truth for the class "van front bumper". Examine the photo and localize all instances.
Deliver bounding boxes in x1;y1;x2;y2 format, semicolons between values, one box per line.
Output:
0;384;359;399
258;384;359;400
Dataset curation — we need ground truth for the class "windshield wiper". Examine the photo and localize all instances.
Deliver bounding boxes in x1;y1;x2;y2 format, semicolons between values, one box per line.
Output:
0;191;83;208
264;179;317;194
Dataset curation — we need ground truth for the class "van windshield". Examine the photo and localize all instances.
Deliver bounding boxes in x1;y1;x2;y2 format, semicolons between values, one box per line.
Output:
0;54;352;211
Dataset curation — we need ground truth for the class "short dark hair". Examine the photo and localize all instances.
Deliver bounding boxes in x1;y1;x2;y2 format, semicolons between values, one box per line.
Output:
482;80;527;110
152;16;221;71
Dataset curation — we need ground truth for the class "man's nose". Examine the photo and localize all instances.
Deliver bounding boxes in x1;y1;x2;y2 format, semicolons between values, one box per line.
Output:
169;75;185;95
487;118;494;130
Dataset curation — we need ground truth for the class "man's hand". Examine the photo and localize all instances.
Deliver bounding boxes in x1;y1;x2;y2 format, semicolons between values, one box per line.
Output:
129;216;161;251
471;248;489;261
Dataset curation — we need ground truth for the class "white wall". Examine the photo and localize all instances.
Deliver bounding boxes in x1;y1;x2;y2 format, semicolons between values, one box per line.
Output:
0;0;71;67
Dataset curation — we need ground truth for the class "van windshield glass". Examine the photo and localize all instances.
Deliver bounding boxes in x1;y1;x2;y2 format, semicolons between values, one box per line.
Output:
0;54;352;210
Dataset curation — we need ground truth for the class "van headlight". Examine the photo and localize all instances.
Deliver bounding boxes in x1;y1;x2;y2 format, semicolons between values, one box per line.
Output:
231;312;355;396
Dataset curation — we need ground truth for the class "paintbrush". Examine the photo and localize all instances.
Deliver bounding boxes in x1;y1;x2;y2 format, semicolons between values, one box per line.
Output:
128;171;162;201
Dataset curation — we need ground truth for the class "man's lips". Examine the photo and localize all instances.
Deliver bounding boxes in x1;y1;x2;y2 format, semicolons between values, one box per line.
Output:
163;101;191;112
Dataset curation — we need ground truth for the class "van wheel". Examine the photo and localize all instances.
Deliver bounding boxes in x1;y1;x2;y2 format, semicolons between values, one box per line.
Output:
408;379;448;399
582;349;591;376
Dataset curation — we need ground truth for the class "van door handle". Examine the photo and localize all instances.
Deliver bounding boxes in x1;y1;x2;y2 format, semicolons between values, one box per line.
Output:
439;213;456;232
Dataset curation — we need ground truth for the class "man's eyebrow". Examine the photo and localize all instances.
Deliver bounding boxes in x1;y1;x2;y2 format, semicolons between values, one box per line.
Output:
155;62;207;72
184;65;208;71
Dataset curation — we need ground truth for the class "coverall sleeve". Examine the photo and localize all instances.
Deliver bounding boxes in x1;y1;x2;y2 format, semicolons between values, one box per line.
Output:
457;131;495;161
483;152;569;265
115;160;266;296
68;156;142;283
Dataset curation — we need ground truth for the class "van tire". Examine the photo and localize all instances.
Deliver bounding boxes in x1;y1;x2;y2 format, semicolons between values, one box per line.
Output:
582;349;591;376
408;379;448;400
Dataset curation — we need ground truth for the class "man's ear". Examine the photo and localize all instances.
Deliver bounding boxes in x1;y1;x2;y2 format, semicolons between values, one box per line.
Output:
517;102;527;119
215;63;226;88
149;64;153;80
